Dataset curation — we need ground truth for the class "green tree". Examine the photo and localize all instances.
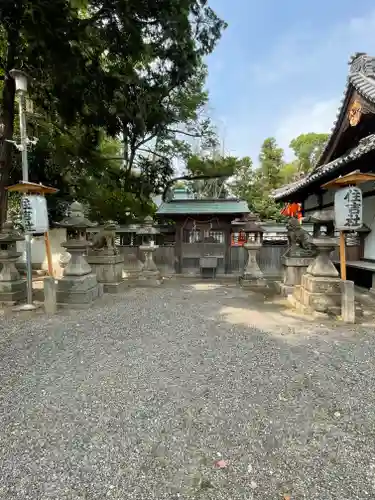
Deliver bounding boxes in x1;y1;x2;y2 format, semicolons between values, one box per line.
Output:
120;63;218;179
289;132;329;174
230;139;286;221
258;137;284;190
0;0;226;224
186;154;240;198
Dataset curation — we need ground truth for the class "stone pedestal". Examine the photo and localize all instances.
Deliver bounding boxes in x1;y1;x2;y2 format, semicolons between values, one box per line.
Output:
55;202;102;308
56;241;103;307
293;236;342;316
138;245;162;286
241;241;265;288
123;249;143;283
280;254;315;297
87;252;127;293
0;222;27;304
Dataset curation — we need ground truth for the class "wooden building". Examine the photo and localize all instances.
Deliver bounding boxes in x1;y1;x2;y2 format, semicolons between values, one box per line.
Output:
273;52;375;288
156;187;249;275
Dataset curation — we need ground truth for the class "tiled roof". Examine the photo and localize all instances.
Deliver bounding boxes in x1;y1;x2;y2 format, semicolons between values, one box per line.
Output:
272;134;375;201
156;199;250;215
272;52;375;202
315;52;375;168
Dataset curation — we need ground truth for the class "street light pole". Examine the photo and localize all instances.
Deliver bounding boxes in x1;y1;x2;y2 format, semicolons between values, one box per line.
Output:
10;69;36;311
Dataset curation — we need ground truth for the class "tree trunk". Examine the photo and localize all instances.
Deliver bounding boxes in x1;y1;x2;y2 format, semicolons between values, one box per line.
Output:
0;76;16;227
0;25;19;228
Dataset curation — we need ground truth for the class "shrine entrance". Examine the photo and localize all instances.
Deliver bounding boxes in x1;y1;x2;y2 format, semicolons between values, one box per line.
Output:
179;218;228;277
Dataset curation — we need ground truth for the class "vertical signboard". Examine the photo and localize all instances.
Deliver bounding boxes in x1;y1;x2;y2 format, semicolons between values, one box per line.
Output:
334;186;362;231
21;195;49;233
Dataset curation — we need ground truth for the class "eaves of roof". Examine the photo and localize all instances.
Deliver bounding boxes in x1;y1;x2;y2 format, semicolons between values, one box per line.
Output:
315;52;375;168
156;199;250;215
272;134;375;201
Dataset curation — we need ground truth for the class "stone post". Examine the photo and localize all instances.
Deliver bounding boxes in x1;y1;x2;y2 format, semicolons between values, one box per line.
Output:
0;220;27;304
55;201;103;308
44;276;57;315
341;280;355;323
87;221;127;293
137;216;162;286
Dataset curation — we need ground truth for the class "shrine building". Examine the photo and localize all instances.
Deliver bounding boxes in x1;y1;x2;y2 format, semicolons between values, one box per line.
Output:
273;52;375;289
156;187;250;276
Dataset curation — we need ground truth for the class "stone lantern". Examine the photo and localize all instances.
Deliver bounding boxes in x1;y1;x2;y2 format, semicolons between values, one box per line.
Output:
136;216;162;286
293;232;341;316
0;220;27;304
239;213;265;288
55;201;102;307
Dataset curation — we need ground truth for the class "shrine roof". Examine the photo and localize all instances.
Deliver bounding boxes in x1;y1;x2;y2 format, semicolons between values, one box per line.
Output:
316;52;375;168
156;198;249;215
272;134;375;201
273;52;375;202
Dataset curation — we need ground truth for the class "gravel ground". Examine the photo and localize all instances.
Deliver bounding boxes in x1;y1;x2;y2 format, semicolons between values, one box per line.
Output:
1;281;375;499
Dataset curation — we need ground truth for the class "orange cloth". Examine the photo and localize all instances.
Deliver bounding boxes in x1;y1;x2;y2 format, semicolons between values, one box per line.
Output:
281;203;302;219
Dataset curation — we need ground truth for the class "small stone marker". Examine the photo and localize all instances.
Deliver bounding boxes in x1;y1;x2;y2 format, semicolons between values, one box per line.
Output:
341;279;355;324
44;276;57;314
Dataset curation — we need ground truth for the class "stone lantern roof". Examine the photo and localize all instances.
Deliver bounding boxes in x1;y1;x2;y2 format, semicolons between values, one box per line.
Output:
232;213;264;233
56;201;97;229
0;220;24;243
136;216;160;236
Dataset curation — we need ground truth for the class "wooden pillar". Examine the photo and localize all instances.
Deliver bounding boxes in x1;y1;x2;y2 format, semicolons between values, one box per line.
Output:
224;221;231;274
175;220;182;274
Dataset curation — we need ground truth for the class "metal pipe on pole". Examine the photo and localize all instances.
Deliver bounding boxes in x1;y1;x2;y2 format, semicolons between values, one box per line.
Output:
10;69;36;311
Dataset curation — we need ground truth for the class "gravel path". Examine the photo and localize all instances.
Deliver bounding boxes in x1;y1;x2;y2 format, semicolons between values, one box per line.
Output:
1;282;375;499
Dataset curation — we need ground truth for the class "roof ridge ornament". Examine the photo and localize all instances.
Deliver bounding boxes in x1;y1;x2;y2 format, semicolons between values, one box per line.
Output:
349;52;375;78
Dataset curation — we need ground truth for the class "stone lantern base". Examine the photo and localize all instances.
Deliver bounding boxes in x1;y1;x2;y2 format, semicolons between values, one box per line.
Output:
293;274;342;316
138;269;162;287
0;222;27;304
122;249;143;284
56;273;103;308
241;275;267;289
87;253;127;293
291;236;342;316
0;278;27;304
240;242;266;288
138;245;162;287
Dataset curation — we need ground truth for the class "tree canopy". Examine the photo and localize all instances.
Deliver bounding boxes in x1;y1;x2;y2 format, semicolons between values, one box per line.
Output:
188;132;330;221
0;0;226;224
281;132;329;183
1;0;332;226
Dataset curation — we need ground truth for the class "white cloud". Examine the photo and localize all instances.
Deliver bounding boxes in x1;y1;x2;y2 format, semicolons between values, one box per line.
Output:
275;98;339;161
267;7;375;160
207;6;375;164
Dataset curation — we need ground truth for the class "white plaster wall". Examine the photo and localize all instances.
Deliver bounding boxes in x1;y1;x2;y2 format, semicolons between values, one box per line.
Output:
362;194;375;259
17;228;67;275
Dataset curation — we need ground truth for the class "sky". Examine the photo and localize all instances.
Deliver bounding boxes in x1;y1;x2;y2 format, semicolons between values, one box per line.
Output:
205;0;375;162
